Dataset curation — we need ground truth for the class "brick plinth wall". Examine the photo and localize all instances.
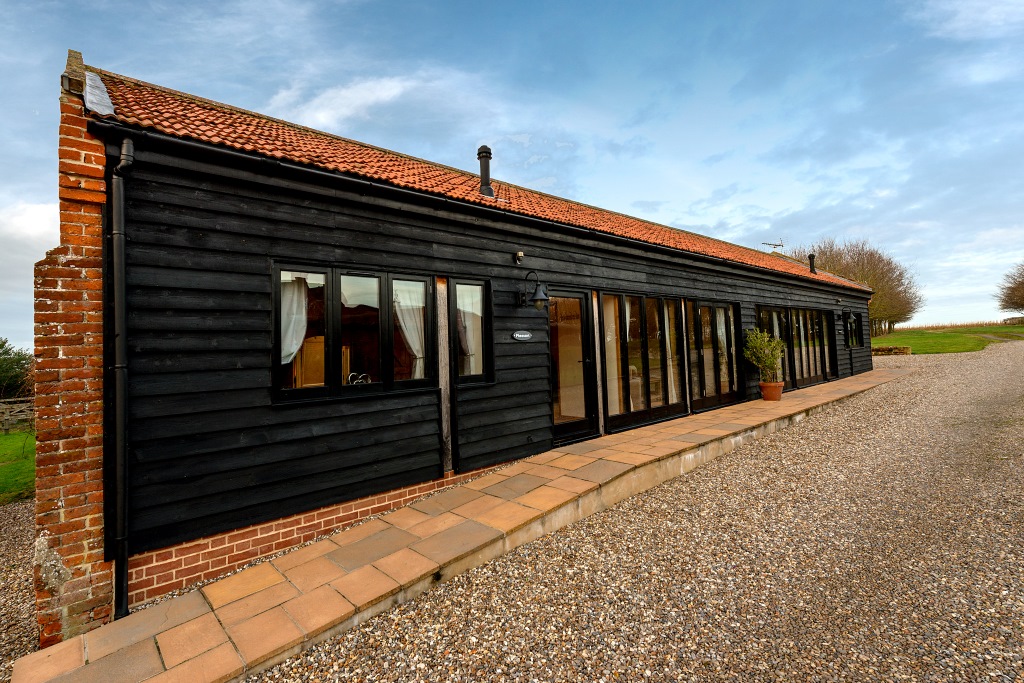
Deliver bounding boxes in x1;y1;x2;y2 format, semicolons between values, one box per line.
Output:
33;50;110;647
126;467;498;607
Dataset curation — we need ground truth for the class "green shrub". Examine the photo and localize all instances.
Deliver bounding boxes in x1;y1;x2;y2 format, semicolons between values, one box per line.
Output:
743;328;787;383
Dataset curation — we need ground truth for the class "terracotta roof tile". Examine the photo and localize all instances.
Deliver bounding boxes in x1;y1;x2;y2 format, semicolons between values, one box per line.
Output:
85;64;868;292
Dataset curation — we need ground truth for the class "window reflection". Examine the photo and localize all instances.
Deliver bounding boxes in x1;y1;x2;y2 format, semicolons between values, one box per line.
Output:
340;275;380;385
455;283;485;377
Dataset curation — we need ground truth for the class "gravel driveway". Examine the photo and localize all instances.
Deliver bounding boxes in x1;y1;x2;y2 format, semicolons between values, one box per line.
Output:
3;344;1022;682
1;500;34;683
253;342;1024;682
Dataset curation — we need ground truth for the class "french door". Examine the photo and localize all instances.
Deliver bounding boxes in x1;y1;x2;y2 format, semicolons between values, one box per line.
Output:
601;294;687;431
549;291;599;443
686;301;741;411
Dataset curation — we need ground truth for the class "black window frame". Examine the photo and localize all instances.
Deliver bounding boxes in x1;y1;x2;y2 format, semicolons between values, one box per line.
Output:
273;262;437;403
450;278;494;386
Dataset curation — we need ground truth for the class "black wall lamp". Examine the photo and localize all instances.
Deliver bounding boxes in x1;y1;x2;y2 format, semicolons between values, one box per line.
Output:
519;271;549;310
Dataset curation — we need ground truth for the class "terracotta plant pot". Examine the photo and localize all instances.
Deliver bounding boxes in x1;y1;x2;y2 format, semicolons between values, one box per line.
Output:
759;381;784;401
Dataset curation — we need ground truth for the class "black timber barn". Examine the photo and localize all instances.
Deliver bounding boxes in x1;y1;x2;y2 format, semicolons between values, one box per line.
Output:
49;55;873;608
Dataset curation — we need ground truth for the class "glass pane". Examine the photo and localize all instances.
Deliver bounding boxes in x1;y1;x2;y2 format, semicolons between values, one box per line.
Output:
686;301;701;400
340;275;380;385
809;311;820;378
725;305;738;392
823;313;833;377
455;283;485;377
646;298;664;408
551;296;586;424
279;271;326;389
603;295;625;416
664;300;683;404
700;306;715;398
626;296;647;411
772;310;790;383
393;280;427;381
715;306;730;395
791;311;805;380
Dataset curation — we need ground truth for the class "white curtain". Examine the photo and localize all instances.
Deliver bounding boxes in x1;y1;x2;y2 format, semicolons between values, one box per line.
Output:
280;278;307;365
665;302;679;403
394;281;426;379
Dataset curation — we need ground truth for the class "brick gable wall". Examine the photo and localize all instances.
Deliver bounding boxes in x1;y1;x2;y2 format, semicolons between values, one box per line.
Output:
33;51;111;646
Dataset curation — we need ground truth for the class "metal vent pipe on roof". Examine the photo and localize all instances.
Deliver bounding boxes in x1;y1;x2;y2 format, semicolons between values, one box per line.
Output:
477;145;494;198
809;253;817;274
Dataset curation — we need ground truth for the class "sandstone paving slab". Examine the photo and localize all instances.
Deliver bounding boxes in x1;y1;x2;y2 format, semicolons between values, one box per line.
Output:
10;637;83;683
144;642;243;683
213;581;300;628
201;562;285;610
480;473;550;500
85;590;209;660
282;555;347;593
409;487;483;516
283;585;355;638
329;566;401;611
53;639;162;683
224;606;303;669
155;611;228;669
410;520;503;566
326;526;419;572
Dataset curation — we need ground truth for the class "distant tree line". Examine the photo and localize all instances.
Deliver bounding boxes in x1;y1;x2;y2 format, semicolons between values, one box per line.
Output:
0;338;33;400
996;262;1024;317
787;239;924;337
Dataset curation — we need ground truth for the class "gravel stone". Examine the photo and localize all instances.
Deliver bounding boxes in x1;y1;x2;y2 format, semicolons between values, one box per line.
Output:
1;500;35;683
3;344;1022;682
251;342;1024;682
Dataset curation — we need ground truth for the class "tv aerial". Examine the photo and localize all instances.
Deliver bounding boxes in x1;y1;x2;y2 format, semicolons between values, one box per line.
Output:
762;238;784;250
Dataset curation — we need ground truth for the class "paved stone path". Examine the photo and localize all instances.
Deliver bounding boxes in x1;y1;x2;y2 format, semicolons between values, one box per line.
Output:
12;368;907;683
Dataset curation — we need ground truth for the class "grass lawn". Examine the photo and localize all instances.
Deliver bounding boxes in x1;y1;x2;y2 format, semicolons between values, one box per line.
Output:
875;324;1024;354
0;428;35;505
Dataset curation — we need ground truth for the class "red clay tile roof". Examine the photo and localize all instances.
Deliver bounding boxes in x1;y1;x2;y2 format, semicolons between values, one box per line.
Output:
85;63;869;293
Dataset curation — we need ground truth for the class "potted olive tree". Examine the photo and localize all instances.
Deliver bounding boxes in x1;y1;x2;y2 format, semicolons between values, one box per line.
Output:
743;328;787;401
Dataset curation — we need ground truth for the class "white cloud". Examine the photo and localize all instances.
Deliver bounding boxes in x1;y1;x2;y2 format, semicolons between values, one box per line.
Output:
271;76;418;129
0;201;59;350
0;201;59;270
911;0;1024;40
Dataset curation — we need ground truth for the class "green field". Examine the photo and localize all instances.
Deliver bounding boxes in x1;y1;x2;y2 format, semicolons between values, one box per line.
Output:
0;429;35;505
874;324;1024;355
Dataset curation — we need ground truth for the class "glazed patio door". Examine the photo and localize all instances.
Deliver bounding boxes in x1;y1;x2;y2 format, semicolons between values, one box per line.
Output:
686;301;741;411
549;291;599;443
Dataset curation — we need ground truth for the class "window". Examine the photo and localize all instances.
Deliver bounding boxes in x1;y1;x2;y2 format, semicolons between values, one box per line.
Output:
275;266;435;398
280;270;327;390
845;312;863;348
451;280;491;383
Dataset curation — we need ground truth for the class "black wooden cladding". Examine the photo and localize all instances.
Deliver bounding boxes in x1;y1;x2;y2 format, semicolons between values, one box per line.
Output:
116;148;871;553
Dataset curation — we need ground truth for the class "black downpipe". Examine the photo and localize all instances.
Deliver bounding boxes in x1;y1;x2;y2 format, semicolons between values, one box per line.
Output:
112;137;134;619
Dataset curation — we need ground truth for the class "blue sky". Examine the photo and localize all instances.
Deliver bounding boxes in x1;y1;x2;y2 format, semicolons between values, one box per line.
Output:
2;0;1023;350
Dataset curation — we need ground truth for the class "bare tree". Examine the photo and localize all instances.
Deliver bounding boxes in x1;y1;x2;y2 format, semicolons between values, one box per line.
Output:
996;262;1024;316
787;239;924;337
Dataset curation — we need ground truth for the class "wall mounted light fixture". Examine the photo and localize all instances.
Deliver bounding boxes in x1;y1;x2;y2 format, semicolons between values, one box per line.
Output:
515;251;524;264
519;271;549;310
